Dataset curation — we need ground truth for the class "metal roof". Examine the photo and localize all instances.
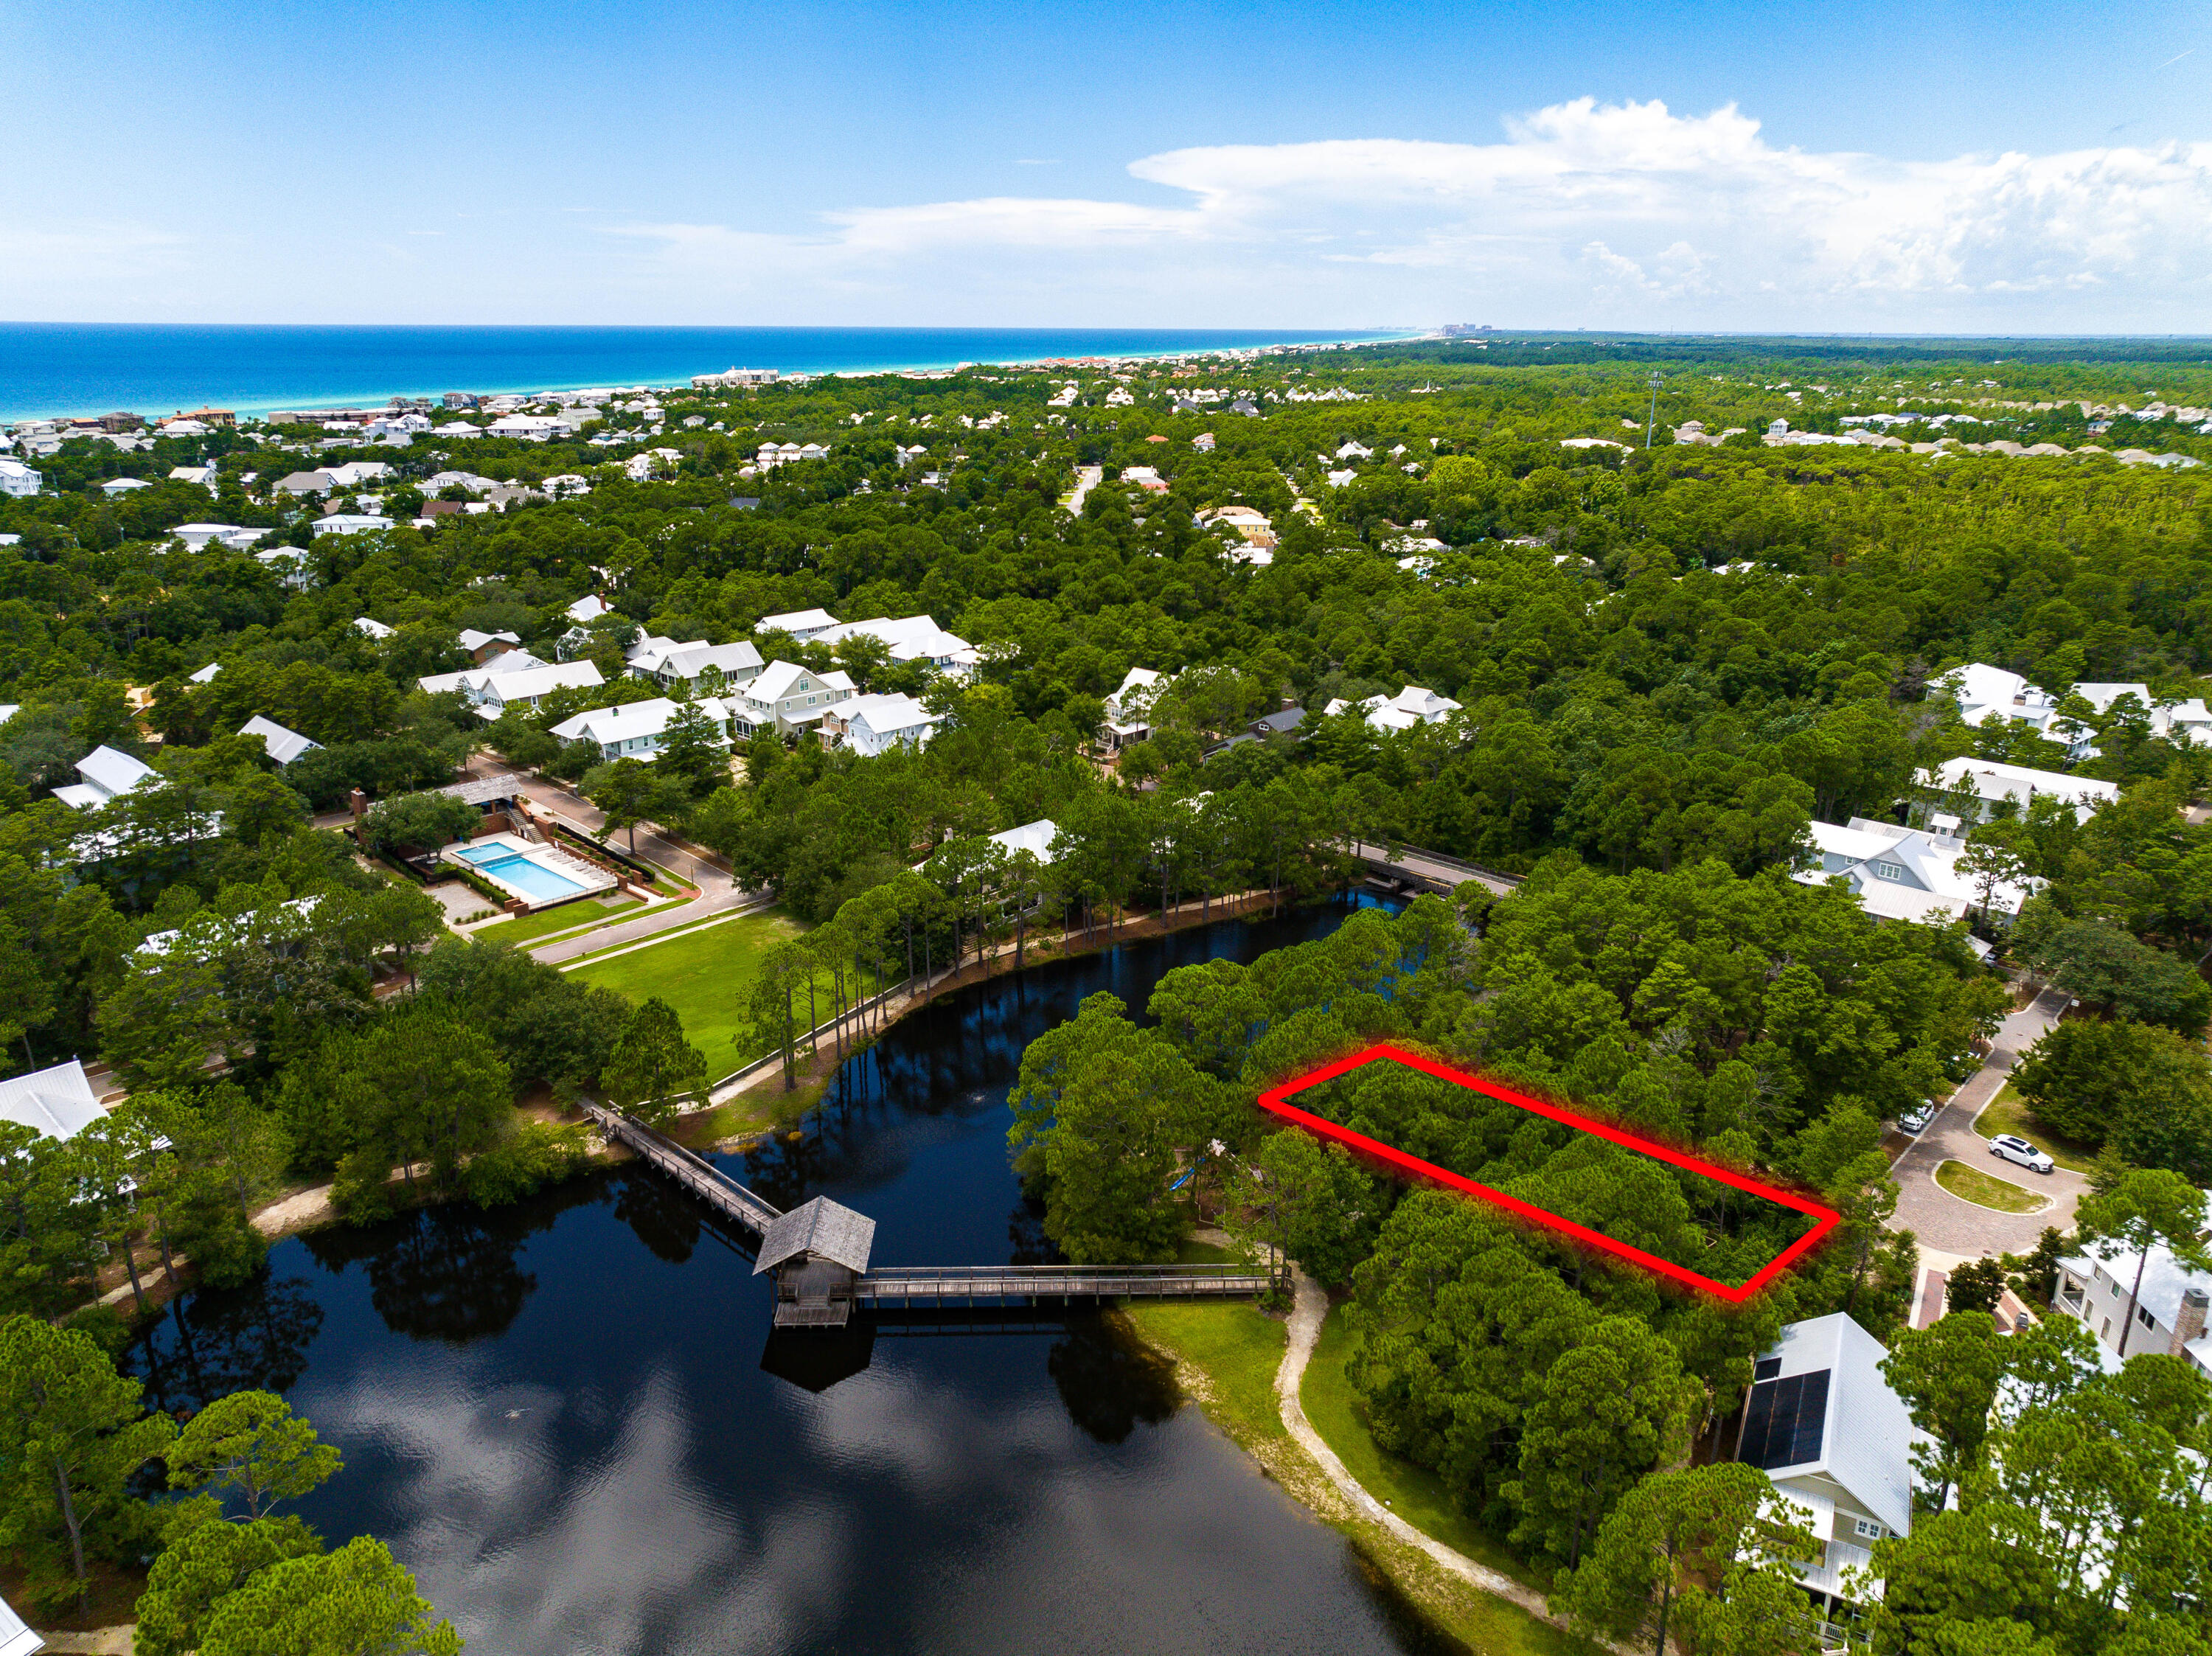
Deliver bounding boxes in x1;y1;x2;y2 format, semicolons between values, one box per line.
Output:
75;744;156;800
0;1587;42;1656
0;1058;104;1144
433;776;523;807
1747;1312;1919;1537
753;1196;876;1276
239;714;321;767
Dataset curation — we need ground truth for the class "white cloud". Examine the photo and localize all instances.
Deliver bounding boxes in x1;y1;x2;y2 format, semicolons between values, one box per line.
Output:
2;99;2206;326
599;99;2212;327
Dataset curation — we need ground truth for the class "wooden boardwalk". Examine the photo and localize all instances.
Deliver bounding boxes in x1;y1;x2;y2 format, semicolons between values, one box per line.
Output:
857;1264;1278;1307
579;1100;782;1234
582;1102;1280;1321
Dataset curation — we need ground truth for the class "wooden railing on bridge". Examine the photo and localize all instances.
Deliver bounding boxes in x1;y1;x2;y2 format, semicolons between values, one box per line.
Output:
580;1102;1282;1322
577;1099;782;1234
855;1262;1279;1307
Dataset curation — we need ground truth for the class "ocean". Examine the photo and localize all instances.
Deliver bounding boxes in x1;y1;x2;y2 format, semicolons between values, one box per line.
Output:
0;324;1406;422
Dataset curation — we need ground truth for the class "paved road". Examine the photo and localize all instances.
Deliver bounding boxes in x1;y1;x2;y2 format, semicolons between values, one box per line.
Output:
1351;841;1519;899
1890;986;2085;1257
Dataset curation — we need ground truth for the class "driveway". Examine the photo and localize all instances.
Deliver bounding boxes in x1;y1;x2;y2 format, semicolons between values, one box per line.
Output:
1889;985;2087;1257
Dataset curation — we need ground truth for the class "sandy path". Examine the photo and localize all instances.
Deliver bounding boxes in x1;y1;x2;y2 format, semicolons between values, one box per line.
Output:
1271;1264;1562;1625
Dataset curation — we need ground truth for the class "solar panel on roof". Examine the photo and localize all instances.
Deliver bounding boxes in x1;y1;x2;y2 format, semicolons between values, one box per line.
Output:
1739;1368;1830;1470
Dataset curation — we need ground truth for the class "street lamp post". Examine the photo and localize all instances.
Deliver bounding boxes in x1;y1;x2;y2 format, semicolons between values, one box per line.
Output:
1645;371;1664;450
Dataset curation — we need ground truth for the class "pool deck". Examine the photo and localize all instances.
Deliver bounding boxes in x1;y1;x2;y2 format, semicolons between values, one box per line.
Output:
442;830;621;911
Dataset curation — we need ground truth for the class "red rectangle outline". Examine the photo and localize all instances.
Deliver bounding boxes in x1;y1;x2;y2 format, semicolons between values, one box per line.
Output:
1255;1043;1840;1304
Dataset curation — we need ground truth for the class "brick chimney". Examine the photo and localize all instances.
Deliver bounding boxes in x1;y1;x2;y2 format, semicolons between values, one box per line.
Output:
2171;1287;2209;1357
349;787;368;821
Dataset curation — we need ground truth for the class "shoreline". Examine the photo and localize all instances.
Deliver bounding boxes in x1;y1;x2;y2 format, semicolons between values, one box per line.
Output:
0;324;1417;423
1118;1274;1589;1656
80;886;1385;1321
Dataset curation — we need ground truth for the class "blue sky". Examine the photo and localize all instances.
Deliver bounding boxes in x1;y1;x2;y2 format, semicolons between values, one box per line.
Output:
5;0;2209;330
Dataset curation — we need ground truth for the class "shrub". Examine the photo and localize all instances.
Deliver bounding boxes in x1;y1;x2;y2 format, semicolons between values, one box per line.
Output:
461;1122;591;1208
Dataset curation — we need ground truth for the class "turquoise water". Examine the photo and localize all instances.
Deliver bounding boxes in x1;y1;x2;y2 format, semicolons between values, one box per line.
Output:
458;846;590;901
0;324;1405;421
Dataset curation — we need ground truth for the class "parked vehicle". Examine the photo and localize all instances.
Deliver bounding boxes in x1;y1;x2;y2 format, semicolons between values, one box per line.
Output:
1989;1134;2056;1175
1898;1102;1935;1135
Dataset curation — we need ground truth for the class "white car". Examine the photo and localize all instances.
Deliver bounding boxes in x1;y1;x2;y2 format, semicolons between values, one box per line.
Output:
1897;1102;1935;1136
1989;1134;2056;1175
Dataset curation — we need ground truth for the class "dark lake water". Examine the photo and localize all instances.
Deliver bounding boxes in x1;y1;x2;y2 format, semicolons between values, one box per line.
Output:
125;895;1433;1656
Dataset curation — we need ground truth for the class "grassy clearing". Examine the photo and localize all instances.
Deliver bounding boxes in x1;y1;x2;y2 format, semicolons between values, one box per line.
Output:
1973;1082;2100;1174
472;894;641;946
668;1096;783;1147
1303;1302;1550;1593
569;906;810;1077
1937;1158;2050;1213
1118;1298;1289;1445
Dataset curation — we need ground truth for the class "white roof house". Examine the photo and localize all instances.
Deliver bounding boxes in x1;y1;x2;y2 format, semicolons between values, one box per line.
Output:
238;714;321;768
1104;667;1171;748
813;615;978;677
167;523;268;552
2068;682;2212;751
354;617;396;640
169;463;218;489
422;470;499;494
417;650;550;695
1931;663;2060;734
2056;1241;2212;1371
1795;818;2037;925
550;696;737;762
987;818;1060;865
187;662;221;685
255;548;315;591
566;594;612;625
54;745;157;810
627;639;765;691
310;513;392;537
0;1057;105;1143
1324;685;1463;734
738;661;855;736
1923;756;2122;823
457;627;523;660
98;476;151;495
624;633;681;665
465;660;605;717
484;414;565;440
318;461;391;488
1737;1313;1921;1609
754;608;841;641
821;692;937;757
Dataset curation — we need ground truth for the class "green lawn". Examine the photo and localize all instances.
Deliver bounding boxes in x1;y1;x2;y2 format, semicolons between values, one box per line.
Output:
471;894;641;946
1973;1082;2100;1174
1119;1298;1288;1446
569;907;810;1079
1936;1158;2050;1214
1302;1302;1550;1593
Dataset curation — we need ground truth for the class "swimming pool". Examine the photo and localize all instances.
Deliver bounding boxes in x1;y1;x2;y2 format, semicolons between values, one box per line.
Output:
456;846;591;901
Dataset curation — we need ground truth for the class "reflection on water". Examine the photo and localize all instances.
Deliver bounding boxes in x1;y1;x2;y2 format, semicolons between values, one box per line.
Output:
1049;1315;1183;1445
127;897;1437;1655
